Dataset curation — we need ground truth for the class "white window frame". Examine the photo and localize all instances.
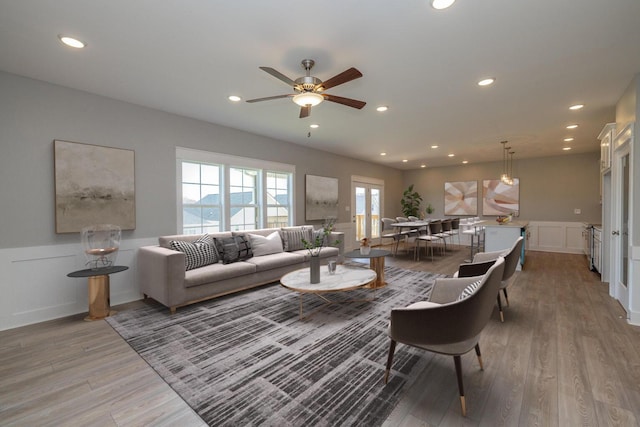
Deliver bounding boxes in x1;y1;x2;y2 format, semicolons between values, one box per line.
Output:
176;147;296;232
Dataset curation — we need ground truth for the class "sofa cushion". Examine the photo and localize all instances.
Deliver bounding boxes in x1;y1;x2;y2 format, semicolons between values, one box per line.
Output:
248;231;284;257
215;235;253;264
281;226;313;251
244;251;305;272
184;261;257;288
169;235;219;270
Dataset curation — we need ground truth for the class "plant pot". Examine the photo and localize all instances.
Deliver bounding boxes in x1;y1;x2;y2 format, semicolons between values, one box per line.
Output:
360;246;371;255
310;256;321;284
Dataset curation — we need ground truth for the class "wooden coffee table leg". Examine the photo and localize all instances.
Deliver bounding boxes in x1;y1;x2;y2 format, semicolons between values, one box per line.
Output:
370;257;387;288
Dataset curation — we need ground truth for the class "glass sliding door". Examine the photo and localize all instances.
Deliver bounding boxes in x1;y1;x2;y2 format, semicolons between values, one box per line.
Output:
351;177;384;246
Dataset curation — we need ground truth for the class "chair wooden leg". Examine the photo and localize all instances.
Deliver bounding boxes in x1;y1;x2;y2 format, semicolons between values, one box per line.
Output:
453;355;466;416
384;339;397;384
474;343;484;370
497;294;504;322
503;288;509;306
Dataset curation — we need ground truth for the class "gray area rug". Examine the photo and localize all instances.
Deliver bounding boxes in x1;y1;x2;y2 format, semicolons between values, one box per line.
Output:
107;265;444;426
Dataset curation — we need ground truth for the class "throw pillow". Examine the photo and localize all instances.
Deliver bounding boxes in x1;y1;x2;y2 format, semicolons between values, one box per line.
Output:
169;234;219;270
248;232;283;257
281;227;313;251
215;235;253;264
456;279;482;301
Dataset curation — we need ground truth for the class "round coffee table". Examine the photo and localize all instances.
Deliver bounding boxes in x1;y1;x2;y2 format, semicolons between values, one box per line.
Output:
343;248;391;288
280;265;376;319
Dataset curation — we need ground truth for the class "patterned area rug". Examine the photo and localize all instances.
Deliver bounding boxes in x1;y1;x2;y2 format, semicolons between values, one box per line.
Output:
107;265;444;426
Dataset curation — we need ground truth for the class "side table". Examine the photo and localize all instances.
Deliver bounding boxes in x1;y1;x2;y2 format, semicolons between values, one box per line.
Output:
67;265;128;321
343;248;391;288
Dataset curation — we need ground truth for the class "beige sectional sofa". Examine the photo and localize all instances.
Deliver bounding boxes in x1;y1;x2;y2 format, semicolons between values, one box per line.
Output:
138;226;344;313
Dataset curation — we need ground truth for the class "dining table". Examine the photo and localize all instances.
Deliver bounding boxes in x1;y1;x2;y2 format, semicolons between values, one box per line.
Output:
392;221;430;254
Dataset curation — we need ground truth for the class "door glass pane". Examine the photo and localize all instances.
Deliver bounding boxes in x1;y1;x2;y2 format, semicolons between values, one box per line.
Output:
371;188;381;238
621;153;629;287
355;187;366;241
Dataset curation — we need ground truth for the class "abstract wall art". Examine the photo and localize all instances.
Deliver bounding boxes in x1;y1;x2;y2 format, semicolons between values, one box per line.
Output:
54;140;135;233
305;175;338;221
444;181;478;215
482;178;520;215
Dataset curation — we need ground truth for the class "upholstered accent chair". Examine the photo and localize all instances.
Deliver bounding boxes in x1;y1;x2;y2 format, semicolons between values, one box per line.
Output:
458;236;524;322
384;257;505;416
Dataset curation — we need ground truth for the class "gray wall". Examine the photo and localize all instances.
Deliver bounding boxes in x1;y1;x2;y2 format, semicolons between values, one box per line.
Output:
0;71;404;249
403;151;601;223
1;70;603;251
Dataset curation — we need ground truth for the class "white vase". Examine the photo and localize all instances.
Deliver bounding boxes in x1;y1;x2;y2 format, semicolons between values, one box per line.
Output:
360;246;371;255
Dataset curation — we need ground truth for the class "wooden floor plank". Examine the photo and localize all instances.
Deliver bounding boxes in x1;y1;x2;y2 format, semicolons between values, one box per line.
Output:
2;249;640;426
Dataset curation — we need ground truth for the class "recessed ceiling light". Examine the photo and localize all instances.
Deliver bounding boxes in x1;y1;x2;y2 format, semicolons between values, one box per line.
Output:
58;35;85;48
564;137;574;142
310;124;319;129
477;78;495;87
421;164;426;168
376;106;388;112
566;124;579;129
569;104;584;110
431;145;439;149
431;0;456;10
563;147;572;151
402;159;408;163
380;152;387;156
462;160;469;164
448;153;455;157
228;95;242;102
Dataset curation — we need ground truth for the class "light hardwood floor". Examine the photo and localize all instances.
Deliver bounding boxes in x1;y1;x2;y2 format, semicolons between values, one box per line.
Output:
1;246;639;426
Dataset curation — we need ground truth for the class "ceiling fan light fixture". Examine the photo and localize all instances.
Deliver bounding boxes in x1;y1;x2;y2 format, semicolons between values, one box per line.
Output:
431;0;455;10
293;92;323;107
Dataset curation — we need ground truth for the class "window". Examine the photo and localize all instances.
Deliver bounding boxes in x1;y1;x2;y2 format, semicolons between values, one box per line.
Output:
176;148;294;233
181;162;222;234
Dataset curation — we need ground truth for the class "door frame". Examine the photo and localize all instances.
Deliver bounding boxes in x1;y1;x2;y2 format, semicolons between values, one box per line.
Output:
351;175;385;250
611;125;633;314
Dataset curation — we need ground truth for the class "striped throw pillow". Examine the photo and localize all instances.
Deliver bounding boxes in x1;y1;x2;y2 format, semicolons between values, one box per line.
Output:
170;234;219;270
281;227;313;251
456;279;482;301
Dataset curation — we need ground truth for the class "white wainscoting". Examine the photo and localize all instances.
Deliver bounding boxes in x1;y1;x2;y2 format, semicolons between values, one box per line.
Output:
526;221;584;254
0;237;156;331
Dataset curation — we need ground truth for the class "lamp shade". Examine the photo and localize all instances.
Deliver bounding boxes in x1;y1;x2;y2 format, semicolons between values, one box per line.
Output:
292;92;324;107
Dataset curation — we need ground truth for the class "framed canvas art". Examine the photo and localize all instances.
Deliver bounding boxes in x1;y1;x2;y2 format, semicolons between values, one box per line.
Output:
305;175;338;221
482;178;519;215
54;140;136;233
444;181;478;215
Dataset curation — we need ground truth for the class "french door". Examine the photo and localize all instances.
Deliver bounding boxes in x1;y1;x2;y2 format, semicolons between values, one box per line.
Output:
351;176;384;247
612;128;632;314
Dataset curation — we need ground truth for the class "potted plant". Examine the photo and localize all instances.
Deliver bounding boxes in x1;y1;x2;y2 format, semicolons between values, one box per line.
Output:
425;203;434;216
401;184;423;217
360;237;371;255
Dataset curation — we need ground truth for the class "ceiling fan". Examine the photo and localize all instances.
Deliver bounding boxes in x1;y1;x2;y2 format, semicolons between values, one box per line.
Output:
246;59;366;118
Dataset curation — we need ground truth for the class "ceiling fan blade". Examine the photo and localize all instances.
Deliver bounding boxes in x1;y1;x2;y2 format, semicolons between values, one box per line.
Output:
259;67;297;87
246;94;294;103
323;94;366;109
299;105;311;118
318;67;363;91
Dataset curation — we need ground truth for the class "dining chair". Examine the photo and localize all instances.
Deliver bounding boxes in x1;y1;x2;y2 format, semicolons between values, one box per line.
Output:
384;257;506;416
381;218;402;255
415;227;442;261
428;220;447;254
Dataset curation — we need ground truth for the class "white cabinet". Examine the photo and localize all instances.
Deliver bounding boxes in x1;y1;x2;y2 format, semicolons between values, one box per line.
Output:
482;221;528;269
599;123;615;173
593;226;602;273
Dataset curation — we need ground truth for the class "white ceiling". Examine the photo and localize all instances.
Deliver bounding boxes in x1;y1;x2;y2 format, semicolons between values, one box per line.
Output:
2;0;639;169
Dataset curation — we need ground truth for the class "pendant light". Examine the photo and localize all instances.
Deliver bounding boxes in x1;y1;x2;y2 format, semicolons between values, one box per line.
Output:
500;141;509;183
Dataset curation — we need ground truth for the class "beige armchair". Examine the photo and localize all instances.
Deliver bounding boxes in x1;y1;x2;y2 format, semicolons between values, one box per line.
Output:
384;257;505;416
461;236;524;322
